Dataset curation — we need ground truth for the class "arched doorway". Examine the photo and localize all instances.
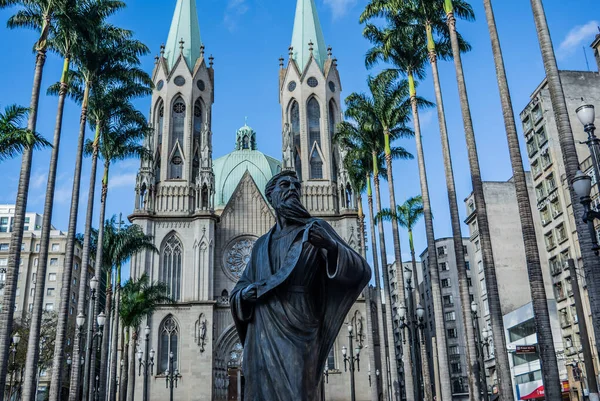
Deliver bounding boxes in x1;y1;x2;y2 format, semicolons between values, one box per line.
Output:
226;343;244;400
214;326;244;401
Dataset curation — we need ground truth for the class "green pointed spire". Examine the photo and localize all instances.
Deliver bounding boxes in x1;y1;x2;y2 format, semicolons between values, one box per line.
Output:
165;0;202;71
290;0;327;72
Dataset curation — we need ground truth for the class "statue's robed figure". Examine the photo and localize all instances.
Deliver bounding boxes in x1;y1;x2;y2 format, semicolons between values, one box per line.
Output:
230;171;371;401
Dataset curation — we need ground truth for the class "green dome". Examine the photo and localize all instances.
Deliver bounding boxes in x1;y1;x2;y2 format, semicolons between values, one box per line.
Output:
213;125;282;208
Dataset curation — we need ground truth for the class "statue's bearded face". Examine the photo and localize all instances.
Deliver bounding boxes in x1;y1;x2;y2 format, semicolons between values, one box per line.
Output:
269;175;311;222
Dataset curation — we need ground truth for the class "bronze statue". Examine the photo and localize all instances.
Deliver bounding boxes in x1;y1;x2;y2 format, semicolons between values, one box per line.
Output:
231;170;371;401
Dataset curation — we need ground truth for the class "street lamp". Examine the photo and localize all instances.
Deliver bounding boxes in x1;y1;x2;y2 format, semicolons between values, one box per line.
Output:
342;324;360;401
572;171;600;253
82;276;99;401
470;302;490;401
7;332;21;400
138;325;154;401
166;351;180;401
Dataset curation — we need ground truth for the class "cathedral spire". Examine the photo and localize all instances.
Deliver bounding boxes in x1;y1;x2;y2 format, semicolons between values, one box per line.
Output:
165;0;202;71
290;0;327;72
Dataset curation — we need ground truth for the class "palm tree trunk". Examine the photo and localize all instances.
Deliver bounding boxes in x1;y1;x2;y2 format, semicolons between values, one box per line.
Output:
22;58;71;401
100;274;112;401
126;329;136;401
120;329;129;401
48;80;90;401
409;71;451;401
358;194;381;401
80;131;101;401
383;136;415;401
109;269;122;401
367;176;391;401
528;0;592;398
408;229;432;401
69;117;97;401
426;31;479;400
372;155;402;401
482;1;553;399
0;49;47;401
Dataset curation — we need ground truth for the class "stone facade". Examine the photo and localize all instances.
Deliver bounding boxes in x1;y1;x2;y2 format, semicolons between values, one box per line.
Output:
127;1;372;400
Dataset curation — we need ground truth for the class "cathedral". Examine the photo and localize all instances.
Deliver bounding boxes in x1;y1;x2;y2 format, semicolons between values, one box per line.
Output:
129;0;373;400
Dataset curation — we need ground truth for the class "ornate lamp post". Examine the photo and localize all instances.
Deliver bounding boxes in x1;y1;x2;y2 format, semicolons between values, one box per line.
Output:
576;102;599;182
471;302;489;401
138;325;155;401
166;351;180;401
82;276;99;401
342;324;361;401
7;332;21;400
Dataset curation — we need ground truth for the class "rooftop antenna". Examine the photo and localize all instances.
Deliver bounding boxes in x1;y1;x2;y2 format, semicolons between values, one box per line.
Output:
584;46;591;72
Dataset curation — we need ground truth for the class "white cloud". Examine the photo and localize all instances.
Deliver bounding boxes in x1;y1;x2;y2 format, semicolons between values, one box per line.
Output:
224;0;249;32
30;170;48;190
418;110;435;129
109;173;137;190
323;0;357;19
558;20;599;60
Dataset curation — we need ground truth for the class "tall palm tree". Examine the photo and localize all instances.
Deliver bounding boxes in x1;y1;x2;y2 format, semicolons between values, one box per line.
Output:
0;2;67;393
85;111;152;401
345;73;415;400
119;274;171;401
527;0;593;398
377;196;432;401
362;2;479;399
95;219;157;401
0;105;50;161
345;148;381;401
362;16;453;400
19;2;93;399
336;123;391;400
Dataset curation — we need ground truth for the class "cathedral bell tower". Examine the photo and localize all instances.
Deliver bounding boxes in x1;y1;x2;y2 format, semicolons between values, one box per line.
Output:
135;0;215;215
279;0;353;216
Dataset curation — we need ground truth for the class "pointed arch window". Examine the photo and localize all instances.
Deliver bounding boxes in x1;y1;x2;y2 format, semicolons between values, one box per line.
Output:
169;98;186;179
158;315;179;374
290;101;302;181
328;99;337;137
154;101;164;184
193;99;202;148
310;148;323;179
308;98;321;148
162;234;182;301
201;184;209;210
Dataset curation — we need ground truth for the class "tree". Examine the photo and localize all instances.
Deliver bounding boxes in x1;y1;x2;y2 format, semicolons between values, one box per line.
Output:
119;274;171;401
378;196;432;399
344;72;414;400
0;1;68;394
361;14;450;400
0;104;50;161
527;0;592;398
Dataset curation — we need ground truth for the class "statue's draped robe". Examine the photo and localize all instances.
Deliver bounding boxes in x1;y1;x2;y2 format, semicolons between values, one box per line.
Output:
231;219;371;401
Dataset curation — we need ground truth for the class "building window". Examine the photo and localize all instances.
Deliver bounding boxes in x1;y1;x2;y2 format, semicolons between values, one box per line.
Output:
46;288;55;296
448;345;459;355
307;98;321;148
556;223;567;243
158;315;179;374
571;304;578;324
475;240;480;251
468;201;475;213
440;262;448;271
480;277;487;295
541;150;552;169
467;278;472;287
515;370;542;385
533;105;543;122
161;234;183;301
451;362;462;374
74;262;79;271
0;258;7;267
168;98;186;180
447;328;457;338
48;273;57;282
35;244;40;252
443;295;453;307
565;276;573;296
560;249;570;270
531;159;541;177
445;312;456;321
546;174;556;192
545;231;556;250
523;117;533;133
51;243;59;252
478;260;483;272
0;217;8;233
527;135;538;157
513;351;539;366
536;126;547;145
535;183;546;200
508;319;536;341
0;243;8;251
50;258;58;266
310;148;323;179
549;257;561;275
45;303;54;311
441;279;450;288
540;206;551;225
290;101;302;181
437;246;446;256
327;347;335;370
465;261;470;270
554;281;566;301
550;196;562;218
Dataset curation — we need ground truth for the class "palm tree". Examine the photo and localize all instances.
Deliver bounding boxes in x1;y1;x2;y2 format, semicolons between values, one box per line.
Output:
0;105;50;161
377;196;432;400
336;122;391;399
362;16;452;400
362;2;479;399
0;1;67;393
85;111;152;401
344;73;415;400
526;0;593;398
51;19;150;401
345;147;381;401
119;274;171;401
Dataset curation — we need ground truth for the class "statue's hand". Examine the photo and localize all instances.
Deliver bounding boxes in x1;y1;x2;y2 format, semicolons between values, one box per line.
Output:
241;284;258;303
308;224;337;252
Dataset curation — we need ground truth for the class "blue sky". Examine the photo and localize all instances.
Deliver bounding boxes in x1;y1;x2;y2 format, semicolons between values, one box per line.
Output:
0;0;598;279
